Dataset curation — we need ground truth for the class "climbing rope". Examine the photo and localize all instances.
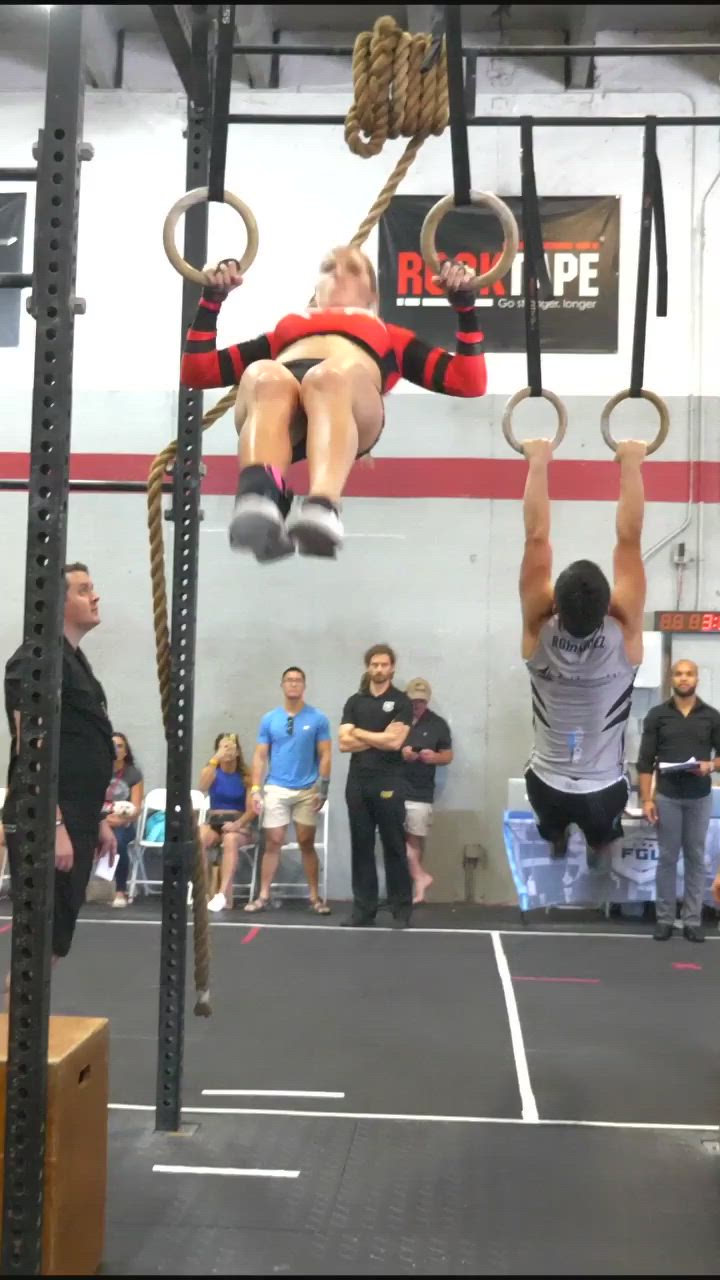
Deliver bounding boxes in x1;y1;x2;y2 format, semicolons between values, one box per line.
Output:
147;400;232;1022
344;15;448;243
147;17;451;1011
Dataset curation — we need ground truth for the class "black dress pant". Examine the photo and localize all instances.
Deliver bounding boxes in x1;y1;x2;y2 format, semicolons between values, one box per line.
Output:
5;799;101;958
345;773;412;918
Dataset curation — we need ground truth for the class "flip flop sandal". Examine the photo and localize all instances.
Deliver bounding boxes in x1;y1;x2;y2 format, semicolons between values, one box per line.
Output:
244;897;271;913
309;900;331;915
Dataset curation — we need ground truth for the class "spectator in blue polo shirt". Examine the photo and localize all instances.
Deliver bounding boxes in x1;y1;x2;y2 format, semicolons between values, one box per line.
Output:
246;666;332;914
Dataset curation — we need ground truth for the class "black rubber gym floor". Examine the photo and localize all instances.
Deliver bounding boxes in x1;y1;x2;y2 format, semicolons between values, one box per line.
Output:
2;902;720;1275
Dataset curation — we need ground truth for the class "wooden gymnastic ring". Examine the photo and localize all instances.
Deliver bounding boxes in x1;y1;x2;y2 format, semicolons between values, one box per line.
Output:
600;388;669;457
162;187;259;285
420;190;519;290
502;388;568;455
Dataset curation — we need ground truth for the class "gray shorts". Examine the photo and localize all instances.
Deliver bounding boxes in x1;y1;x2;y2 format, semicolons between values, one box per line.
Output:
405;801;433;838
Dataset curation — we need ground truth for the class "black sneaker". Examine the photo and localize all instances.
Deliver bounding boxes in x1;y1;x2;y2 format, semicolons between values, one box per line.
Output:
551;830;569;859
683;925;705;944
229;465;294;562
341;914;375;928
653;923;673;941
287;497;343;558
391;913;412;930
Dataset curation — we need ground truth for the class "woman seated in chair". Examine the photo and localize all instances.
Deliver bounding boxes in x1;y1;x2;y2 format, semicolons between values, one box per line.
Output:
198;733;256;912
103;733;144;909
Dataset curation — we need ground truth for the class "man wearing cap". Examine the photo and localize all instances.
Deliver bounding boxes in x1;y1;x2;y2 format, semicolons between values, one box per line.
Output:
402;678;454;903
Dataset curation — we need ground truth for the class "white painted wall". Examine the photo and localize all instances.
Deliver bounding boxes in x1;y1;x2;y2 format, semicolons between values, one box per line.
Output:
0;44;719;901
1;81;719;415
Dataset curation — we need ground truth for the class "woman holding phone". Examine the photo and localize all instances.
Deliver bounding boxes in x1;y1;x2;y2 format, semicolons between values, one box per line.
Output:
198;732;256;911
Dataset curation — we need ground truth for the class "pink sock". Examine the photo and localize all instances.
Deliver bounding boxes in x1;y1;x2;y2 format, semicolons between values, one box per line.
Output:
265;465;285;490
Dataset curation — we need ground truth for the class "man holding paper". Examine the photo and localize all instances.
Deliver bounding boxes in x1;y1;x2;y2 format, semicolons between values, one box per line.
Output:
637;660;720;942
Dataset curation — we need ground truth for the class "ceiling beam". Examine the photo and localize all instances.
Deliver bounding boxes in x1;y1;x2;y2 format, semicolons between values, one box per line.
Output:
405;6;435;36
83;5;120;88
565;5;597;89
149;4;197;99
234;4;275;89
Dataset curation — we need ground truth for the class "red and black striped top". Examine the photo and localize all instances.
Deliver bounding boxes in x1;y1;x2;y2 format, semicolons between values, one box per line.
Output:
181;298;487;398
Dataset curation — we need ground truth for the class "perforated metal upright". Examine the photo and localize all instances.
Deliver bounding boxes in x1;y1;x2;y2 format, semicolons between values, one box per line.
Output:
154;7;211;1133
1;6;87;1274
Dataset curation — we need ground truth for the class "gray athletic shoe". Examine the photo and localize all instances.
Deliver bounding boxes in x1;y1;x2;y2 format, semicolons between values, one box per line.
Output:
287;500;343;558
228;494;295;562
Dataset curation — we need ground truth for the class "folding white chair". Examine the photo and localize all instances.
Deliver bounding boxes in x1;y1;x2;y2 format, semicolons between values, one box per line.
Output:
127;787;208;902
249;801;329;904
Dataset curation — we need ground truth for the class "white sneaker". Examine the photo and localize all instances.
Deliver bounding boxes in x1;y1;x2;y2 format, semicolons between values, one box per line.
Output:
207;892;227;913
228;495;294;563
111;893;128;909
287;500;343;557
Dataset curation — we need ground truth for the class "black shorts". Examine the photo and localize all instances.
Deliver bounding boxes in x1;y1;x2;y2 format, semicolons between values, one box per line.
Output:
525;769;629;849
282;358;385;464
206;809;242;833
5;800;101;959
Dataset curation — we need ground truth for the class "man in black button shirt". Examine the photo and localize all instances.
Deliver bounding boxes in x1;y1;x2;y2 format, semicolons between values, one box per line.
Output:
3;563;116;968
339;643;413;927
402;678;453;904
637;659;720;943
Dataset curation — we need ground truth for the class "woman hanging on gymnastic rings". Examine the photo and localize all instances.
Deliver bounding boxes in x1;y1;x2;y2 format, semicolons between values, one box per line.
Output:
180;245;487;562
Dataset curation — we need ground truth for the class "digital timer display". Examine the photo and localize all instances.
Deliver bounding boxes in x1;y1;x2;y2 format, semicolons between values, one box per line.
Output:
654;611;720;633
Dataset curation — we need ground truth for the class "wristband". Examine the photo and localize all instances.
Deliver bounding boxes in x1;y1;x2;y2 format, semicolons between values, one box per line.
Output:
251;785;261;793
56;820;64;828
448;288;477;312
201;285;227;305
317;778;330;799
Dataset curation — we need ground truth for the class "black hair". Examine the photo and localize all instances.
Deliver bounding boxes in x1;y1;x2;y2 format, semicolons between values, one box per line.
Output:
282;667;306;682
360;643;397;692
554;560;611;639
112;732;136;769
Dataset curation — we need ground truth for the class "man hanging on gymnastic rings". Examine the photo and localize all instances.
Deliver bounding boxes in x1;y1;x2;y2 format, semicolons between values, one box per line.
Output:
180;247;487;561
518;436;648;867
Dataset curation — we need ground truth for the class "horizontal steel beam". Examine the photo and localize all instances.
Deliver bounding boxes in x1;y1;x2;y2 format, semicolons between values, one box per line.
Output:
0;273;32;289
0;167;38;182
0;479;171;493
232;41;720;58
228;113;720;127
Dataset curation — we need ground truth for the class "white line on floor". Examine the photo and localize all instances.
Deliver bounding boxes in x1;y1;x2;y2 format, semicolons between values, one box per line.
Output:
202;1089;346;1099
3;915;714;942
491;932;538;1123
152;1164;299;1179
109;1104;718;1133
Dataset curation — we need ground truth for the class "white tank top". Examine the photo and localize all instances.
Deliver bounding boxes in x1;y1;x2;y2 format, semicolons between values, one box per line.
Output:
525;615;637;790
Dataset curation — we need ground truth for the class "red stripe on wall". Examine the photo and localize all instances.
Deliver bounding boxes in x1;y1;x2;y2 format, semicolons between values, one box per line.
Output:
0;453;718;502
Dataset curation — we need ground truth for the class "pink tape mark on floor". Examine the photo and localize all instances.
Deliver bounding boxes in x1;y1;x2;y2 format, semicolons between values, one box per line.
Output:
241;927;261;945
672;962;703;971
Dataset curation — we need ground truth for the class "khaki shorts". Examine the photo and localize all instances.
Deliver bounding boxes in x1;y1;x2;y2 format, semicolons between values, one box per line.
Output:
262;784;318;830
405;801;433;838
